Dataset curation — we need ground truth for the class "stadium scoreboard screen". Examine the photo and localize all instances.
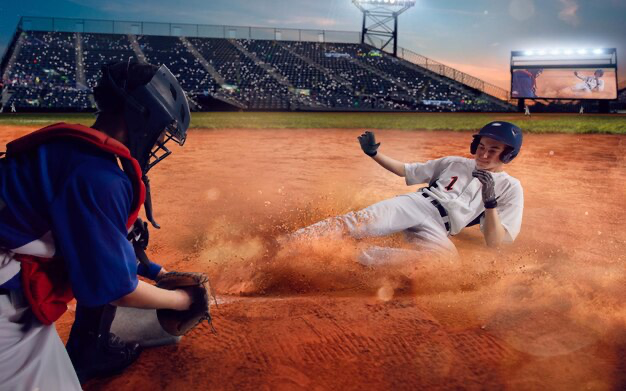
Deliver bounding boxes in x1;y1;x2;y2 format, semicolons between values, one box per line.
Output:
510;48;617;100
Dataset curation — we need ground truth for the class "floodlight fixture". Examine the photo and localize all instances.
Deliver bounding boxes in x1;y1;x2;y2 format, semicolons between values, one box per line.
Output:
520;48;610;57
352;0;416;56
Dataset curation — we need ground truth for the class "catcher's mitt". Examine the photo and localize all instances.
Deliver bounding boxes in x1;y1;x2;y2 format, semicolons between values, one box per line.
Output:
156;271;214;336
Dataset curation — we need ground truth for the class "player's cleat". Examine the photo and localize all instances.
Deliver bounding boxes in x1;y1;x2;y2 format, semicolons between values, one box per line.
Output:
66;331;142;384
66;304;142;384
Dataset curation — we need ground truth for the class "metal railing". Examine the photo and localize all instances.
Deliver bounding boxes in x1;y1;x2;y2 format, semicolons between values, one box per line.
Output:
18;16;361;44
398;47;510;101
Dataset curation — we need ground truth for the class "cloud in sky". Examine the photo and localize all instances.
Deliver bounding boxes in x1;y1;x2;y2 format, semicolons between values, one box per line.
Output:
417;4;490;17
508;0;535;21
558;0;580;26
62;0;360;29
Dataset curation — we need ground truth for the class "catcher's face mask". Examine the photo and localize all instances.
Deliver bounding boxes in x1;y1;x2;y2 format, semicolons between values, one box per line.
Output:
120;65;190;174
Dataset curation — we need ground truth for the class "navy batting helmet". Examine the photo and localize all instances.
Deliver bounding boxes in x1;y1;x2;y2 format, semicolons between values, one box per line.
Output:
470;121;523;163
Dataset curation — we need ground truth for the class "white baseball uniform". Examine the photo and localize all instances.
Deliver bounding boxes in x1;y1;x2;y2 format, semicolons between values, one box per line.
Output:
0;247;82;391
573;76;605;93
0;291;82;391
293;157;524;258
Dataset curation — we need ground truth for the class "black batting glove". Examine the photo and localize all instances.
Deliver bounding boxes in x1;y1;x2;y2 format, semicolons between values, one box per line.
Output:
358;131;380;157
472;169;497;209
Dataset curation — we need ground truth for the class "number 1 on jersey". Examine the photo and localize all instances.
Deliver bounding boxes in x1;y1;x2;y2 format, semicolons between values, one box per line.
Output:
445;176;458;191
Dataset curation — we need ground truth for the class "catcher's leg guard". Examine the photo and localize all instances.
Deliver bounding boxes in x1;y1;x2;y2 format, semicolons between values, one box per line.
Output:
111;306;182;347
66;304;142;384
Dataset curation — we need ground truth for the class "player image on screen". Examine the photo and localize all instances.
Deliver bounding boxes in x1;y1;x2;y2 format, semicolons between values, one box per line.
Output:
521;68;618;100
511;68;543;98
566;69;605;94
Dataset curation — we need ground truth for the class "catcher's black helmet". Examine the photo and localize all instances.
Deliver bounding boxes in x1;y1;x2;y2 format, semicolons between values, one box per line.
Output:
94;59;190;174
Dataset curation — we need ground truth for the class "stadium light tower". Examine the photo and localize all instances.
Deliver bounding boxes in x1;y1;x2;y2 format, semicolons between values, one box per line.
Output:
352;0;416;56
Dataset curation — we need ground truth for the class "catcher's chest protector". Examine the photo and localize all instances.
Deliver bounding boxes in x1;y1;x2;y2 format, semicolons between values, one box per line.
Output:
5;123;146;324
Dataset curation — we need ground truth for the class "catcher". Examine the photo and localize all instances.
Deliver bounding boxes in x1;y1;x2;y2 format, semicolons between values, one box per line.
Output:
0;60;211;389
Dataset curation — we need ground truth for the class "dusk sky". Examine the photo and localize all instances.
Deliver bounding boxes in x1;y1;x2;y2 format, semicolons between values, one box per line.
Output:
1;0;624;90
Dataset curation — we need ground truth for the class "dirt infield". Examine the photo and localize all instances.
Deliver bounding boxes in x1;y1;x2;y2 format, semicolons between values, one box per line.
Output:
2;126;625;390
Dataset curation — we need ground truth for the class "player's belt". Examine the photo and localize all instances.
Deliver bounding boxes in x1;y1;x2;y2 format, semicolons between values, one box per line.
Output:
421;192;451;233
0;288;10;295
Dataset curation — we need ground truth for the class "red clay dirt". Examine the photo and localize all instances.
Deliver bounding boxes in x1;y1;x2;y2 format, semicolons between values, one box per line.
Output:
2;125;625;390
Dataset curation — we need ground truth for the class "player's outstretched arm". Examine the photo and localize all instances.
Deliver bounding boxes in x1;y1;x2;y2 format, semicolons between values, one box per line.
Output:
112;279;192;311
372;152;406;177
358;131;406;177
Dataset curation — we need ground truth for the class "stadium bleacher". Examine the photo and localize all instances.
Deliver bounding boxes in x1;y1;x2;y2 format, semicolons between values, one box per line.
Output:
82;33;136;89
239;39;356;109
189;37;291;109
2;31;92;111
1;29;514;112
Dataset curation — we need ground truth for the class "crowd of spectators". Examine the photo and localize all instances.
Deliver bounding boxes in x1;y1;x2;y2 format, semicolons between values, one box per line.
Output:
328;43;503;111
2;31;93;110
1;30;512;112
7;31;76;87
5;86;92;111
137;35;218;95
239;39;357;109
82;33;137;89
291;42;399;97
189;37;292;109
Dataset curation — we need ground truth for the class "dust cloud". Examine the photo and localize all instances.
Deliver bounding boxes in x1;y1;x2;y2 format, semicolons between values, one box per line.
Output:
151;129;624;388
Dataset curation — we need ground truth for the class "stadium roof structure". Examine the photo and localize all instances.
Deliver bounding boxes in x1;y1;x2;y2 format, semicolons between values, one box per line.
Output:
352;0;415;57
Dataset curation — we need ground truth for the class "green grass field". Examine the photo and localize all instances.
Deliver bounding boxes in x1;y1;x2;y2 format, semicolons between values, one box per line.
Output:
1;112;625;134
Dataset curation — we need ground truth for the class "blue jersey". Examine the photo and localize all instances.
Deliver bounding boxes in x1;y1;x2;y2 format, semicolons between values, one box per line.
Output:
511;70;537;98
0;139;140;307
